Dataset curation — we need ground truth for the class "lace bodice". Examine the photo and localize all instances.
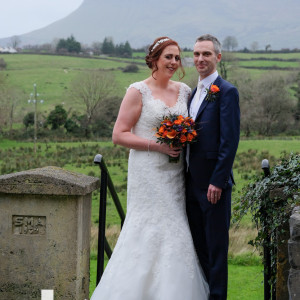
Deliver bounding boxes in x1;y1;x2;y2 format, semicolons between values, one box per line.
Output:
129;81;191;140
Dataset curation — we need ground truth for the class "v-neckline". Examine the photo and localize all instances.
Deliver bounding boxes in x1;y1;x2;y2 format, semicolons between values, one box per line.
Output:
142;81;182;109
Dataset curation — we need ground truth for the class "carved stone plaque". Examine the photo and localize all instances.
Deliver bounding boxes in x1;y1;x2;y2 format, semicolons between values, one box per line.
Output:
12;215;46;235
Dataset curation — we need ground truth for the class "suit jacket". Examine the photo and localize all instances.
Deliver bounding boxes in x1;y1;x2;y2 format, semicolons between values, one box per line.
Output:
188;75;240;190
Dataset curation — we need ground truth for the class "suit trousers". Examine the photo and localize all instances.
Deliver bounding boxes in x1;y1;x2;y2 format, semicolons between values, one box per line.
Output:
186;171;232;300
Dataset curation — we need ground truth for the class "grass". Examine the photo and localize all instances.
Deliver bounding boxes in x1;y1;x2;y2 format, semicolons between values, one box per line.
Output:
238;60;300;69
88;259;264;299
234;52;300;60
1;138;296;299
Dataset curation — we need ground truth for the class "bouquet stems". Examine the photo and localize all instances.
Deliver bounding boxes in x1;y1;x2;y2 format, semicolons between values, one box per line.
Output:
169;154;180;163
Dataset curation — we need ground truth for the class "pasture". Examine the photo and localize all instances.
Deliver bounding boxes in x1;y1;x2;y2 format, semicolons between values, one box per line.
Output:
1;51;300;124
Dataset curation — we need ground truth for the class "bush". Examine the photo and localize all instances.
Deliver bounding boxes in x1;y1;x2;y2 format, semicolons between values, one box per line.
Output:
233;153;300;285
123;64;139;73
0;58;7;70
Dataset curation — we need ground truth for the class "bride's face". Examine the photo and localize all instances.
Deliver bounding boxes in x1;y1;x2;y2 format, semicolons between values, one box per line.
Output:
156;45;181;78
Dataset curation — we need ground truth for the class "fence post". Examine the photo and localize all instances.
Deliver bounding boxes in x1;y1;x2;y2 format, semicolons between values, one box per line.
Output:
94;154;108;284
261;159;272;300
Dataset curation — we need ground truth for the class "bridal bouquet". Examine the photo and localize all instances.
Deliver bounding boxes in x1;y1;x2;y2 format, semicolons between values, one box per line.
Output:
156;114;197;162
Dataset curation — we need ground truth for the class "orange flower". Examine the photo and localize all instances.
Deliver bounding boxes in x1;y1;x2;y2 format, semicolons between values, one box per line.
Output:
162;131;168;137
174;119;183;125
181;128;187;133
180;135;187;143
191;130;197;136
210;85;220;93
166;130;177;139
158;126;165;134
187;133;194;142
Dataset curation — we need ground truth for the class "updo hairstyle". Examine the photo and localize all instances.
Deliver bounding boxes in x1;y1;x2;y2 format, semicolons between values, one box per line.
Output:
145;36;185;79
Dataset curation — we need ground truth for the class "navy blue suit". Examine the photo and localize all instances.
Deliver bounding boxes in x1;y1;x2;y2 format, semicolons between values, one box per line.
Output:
186;75;240;300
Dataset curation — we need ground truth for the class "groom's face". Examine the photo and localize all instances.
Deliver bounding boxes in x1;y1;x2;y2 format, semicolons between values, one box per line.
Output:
193;41;221;80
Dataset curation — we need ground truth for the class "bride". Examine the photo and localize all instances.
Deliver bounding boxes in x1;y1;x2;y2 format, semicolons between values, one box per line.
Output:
90;37;209;300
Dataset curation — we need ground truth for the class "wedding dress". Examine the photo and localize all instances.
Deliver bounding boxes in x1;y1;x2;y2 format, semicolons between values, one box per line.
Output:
91;81;209;300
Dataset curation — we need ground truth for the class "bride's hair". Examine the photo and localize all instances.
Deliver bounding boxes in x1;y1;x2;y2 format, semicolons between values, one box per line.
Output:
145;36;185;80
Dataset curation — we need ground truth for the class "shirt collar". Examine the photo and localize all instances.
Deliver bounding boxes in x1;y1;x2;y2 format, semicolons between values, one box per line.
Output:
198;71;218;89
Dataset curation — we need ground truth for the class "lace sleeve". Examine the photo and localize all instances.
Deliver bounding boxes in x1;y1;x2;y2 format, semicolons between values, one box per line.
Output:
179;82;191;104
127;82;151;105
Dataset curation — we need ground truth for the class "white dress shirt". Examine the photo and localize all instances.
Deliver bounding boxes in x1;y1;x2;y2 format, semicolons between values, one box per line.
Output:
189;71;219;120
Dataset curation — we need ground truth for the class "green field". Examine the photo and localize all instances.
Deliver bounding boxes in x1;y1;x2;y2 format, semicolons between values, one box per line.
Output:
1;51;299;123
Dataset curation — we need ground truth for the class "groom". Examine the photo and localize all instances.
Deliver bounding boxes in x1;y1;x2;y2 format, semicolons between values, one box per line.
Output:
186;34;240;299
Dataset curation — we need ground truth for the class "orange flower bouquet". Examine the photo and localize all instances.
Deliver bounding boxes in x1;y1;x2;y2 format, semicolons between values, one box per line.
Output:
156;114;197;163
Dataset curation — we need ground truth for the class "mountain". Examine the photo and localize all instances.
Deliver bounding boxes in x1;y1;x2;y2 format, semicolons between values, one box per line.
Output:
1;0;300;50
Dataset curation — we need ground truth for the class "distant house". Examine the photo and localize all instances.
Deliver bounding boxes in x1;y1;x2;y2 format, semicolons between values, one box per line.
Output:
0;47;17;53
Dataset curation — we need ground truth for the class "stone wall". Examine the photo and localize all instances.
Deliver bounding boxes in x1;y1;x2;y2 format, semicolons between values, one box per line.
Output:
288;206;300;299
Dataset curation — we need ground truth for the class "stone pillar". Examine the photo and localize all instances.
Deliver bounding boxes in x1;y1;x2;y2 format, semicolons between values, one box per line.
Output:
0;166;99;300
288;206;300;299
270;188;290;300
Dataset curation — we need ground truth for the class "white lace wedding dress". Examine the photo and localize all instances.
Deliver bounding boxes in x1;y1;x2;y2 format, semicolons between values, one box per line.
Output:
91;81;209;300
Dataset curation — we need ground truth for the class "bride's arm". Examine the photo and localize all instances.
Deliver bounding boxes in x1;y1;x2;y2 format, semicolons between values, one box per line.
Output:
112;87;180;156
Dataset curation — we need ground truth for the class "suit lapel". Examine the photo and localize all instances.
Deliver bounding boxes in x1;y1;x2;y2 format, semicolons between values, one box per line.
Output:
195;75;222;120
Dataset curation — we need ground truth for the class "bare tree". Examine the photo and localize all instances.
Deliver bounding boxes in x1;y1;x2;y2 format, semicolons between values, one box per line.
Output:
265;44;271;52
70;70;117;137
222;36;238;51
219;52;238;80
250;41;259;52
230;70;258;136
0;76;23;135
231;71;295;136
10;36;21;49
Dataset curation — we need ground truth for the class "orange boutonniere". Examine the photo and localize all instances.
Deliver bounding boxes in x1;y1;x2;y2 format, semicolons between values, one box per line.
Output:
205;84;220;102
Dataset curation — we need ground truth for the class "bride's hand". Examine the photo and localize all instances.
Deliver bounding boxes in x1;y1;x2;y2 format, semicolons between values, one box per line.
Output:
155;143;182;157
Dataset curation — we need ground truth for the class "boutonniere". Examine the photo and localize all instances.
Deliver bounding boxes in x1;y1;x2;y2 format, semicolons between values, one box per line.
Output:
205;84;220;102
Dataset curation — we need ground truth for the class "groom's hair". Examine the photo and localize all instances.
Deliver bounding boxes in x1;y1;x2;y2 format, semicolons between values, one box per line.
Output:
196;34;221;55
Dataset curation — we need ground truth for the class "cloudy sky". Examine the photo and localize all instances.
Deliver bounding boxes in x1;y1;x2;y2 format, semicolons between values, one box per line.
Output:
0;0;84;38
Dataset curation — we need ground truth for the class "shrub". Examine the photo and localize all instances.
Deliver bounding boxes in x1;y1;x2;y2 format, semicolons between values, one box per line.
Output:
123;64;139;73
0;58;7;70
233;153;300;285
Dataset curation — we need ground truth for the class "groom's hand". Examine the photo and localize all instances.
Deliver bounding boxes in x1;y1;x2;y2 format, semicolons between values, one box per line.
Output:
207;184;222;204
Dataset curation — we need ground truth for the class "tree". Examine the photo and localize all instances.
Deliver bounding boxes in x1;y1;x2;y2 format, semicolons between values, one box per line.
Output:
0;76;22;135
115;41;132;57
92;42;102;55
265;44;271;52
23;112;35;128
91;96;122;137
254;73;294;135
231;70;257;136
218;52;237;80
69;70;117;137
293;72;300;125
232;71;296;136
10;36;21;49
101;37;115;55
222;36;238;51
250;41;259;52
56;35;81;53
47;105;67;130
